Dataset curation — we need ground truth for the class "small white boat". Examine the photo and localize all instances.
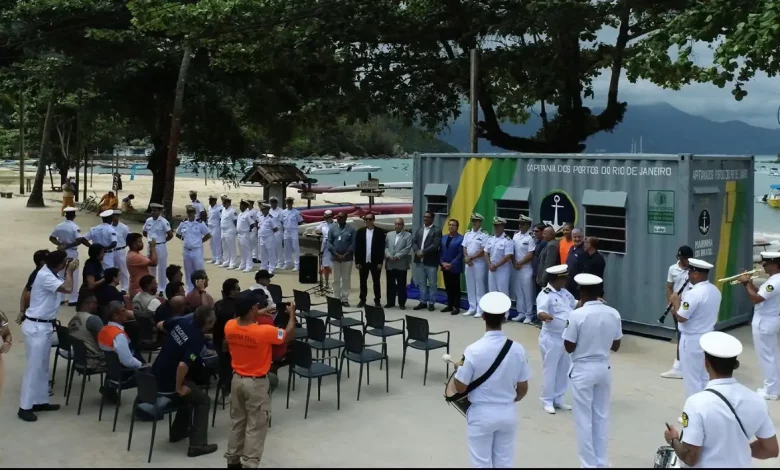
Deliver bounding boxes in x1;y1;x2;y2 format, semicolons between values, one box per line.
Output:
346;164;382;172
305;165;342;175
769;168;780;176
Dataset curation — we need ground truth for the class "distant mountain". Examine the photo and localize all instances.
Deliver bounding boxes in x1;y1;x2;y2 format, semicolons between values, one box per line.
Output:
436;102;780;155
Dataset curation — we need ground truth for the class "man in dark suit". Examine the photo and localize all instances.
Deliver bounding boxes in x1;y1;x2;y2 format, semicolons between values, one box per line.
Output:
439;219;464;315
412;211;442;311
355;214;386;308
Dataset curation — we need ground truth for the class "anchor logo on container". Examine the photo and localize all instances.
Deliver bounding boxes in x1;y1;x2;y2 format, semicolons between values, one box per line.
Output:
698;209;710;235
539;190;577;234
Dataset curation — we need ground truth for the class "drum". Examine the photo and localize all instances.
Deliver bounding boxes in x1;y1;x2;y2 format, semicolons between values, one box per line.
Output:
653;446;682;468
443;372;470;418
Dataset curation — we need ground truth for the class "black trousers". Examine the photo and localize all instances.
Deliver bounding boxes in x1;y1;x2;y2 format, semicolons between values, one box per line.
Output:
442;270;461;308
386;269;408;307
170;379;211;447
358;262;382;303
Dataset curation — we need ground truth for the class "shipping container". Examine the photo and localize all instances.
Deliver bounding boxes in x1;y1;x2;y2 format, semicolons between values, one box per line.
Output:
412;153;754;338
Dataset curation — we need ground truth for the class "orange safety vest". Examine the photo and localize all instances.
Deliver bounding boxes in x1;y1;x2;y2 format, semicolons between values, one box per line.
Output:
98;324;127;349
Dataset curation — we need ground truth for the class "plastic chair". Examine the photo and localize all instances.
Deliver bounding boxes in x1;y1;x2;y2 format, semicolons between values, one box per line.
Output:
99;351;139;432
267;283;292;307
325;296;364;340
339;327;389;401
306;317;344;366
51;322;74;396
133;316;161;362
65;338;106;415
364;305;404;370
286;340;340;419
401;316;450;386
293;289;328;320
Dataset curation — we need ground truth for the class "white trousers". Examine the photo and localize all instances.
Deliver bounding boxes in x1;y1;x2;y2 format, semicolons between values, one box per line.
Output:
570;361;612;468
488;264;511;296
238;233;254;271
251;228;258;258
149;243;169;294
539;329;570;407
259;236;277;272
466;403;517;468
100;251;115;270
113;248;129;292
284;235;300;268
332;261;353;302
513;267;534;320
183;246;205;293
221;232;237;268
752;315;780;395
274;232;284;268
209;226;222;263
465;261;487;313
680;333;708;398
20;320;54;410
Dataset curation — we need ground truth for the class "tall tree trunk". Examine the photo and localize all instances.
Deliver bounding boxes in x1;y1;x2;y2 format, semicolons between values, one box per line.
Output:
26;97;55;208
162;44;193;219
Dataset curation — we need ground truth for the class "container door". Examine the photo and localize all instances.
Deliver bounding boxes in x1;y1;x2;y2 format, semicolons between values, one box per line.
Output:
690;186;721;264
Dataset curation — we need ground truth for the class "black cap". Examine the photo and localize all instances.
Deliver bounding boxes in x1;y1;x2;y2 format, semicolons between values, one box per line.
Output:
677;245;693;258
254;270;274;282
235;289;268;316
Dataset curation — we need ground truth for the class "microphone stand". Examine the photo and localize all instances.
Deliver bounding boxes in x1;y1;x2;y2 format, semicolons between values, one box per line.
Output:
306;233;331;296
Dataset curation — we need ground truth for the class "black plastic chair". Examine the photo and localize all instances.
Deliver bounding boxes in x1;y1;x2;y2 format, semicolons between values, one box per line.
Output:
325;296;364;339
99;351;139;432
286;340;340;419
339;327;389;401
65;338;106;415
51;323;74;396
401;316;450;386
127;371;190;463
293;289;328;320
267;283;292;307
364;305;404;370
133;316;161;362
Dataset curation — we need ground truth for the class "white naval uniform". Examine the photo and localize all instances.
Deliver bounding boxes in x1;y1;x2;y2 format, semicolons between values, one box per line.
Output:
20;266;63;410
282;207;303;269
191;199;206;222
464;229;489;314
680;378;776;468
220;205;239;268
258;213;281;273
537;284;577;408
512;230;536;321
143;215;172;294
112;221;130;292
249;207;259;259
269;206;284;269
486;234;514;297
236;210;255;272
317;221;332;267
208;204;223;263
678;281;721;398
83;223;117;270
562;300;623;468
50;219;81;304
454;330;532;468
751;272;780;396
176;219;210;292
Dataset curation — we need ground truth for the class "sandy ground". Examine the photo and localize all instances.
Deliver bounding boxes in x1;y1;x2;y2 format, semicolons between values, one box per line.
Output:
0;192;778;468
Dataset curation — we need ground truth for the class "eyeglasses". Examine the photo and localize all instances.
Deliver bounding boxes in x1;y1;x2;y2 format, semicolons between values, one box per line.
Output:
365;218;375;221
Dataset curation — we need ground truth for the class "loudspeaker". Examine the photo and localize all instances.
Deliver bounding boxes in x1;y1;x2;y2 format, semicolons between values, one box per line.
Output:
298;254;318;284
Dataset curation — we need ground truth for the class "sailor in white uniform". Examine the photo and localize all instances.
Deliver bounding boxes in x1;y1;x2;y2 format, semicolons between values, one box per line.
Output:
738;252;780;400
236;200;256;272
670;258;721;400
188;190;207;222
537;264;577;414
269;197;284;270
207;195;223;264
250;200;260;263
219;196;239;269
511;214;536;323
83;209;118;269
282;197;303;271
663;331;779;468
176;205;211;292
111;210;131;293
661;245;694;380
142;203;173;295
49;207;85;305
453;292;532;468
463;213;489;318
258;203;281;273
485;217;514;298
315;210;334;287
563;273;622;468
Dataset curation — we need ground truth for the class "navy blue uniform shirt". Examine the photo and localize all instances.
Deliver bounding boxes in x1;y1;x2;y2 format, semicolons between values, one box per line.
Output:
151;316;206;393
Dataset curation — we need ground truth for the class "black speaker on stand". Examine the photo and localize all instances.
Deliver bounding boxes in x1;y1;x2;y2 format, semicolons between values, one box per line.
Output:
299;254;319;284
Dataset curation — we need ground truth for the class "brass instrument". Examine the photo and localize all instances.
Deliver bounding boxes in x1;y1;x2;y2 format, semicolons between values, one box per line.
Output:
717;270;758;285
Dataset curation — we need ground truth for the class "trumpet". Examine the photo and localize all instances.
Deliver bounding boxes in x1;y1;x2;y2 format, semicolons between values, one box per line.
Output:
717;270;758;285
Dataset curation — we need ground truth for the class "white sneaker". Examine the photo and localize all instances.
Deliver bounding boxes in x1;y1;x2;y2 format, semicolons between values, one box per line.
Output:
544;405;556;414
292;267;299;272
758;389;780;400
522;317;533;324
242;269;253;273
473;312;482;318
462;310;475;316
509;315;523;322
660;368;683;379
220;263;230;268
554;403;572;411
275;264;284;270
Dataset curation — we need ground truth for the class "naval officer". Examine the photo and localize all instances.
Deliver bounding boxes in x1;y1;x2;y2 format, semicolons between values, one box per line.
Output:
207;195;223;265
236;200;256;272
738;252;780;401
282;197;303;271
84;209;118;269
49;207;87;306
484;217;514;298
176;205;212;292
143;203;174;295
258;203;281;274
511;214;536;323
111;210;131;293
462;213;489;318
220;196;239;269
663;331;779;467
536;264;577;414
670;258;721;399
269;197;284;270
189;190;207;222
453;292;532;468
563;273;622;468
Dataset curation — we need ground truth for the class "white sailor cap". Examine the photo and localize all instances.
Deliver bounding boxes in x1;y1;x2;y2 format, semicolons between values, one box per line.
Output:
574;273;603;286
261;202;271;209
760;252;780;262
478;292;512;315
324;210;333;217
493;216;506;225
208;195;217;200
149;203;164;209
518;214;533;223
185;204;196;212
699;331;743;359
112;209;122;215
63;207;77;213
270;196;278;202
688;258;714;272
245;198;255;204
546;264;568;277
470;212;484;221
220;193;228;199
99;209;115;218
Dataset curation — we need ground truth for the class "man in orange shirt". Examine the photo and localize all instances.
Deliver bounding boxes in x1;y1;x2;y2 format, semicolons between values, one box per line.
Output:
223;290;296;469
558;222;574;264
126;233;158;297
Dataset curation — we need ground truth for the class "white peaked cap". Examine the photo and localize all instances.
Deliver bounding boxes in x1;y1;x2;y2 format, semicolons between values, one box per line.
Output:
574;273;603;286
700;331;742;358
688;258;714;270
479;292;512;315
99;209;114;218
63;207;77;213
546;264;568;276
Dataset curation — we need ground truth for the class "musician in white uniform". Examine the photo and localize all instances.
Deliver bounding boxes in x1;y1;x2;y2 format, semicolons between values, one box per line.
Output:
738;252;780;400
175;205;211;292
49;207;86;306
511;215;535;323
83;210;118;269
111;210;130;293
315;210;334;288
663;331;779;467
236;200;256;272
142;203;174;294
269;196;284;270
462;214;489;318
670;258;721;400
537;264;577;414
453;292;532;468
250;200;260;263
207;195;223;264
282;197;303;271
661;245;693;380
484;217;514;298
219;196;239;269
563;274;622;468
258;203;281;274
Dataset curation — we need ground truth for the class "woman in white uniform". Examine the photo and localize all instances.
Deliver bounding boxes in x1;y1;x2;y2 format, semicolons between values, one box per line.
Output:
315;210;334;288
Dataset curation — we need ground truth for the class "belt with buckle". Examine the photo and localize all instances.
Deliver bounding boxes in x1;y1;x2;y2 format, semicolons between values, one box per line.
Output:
23;315;56;324
234;372;267;379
